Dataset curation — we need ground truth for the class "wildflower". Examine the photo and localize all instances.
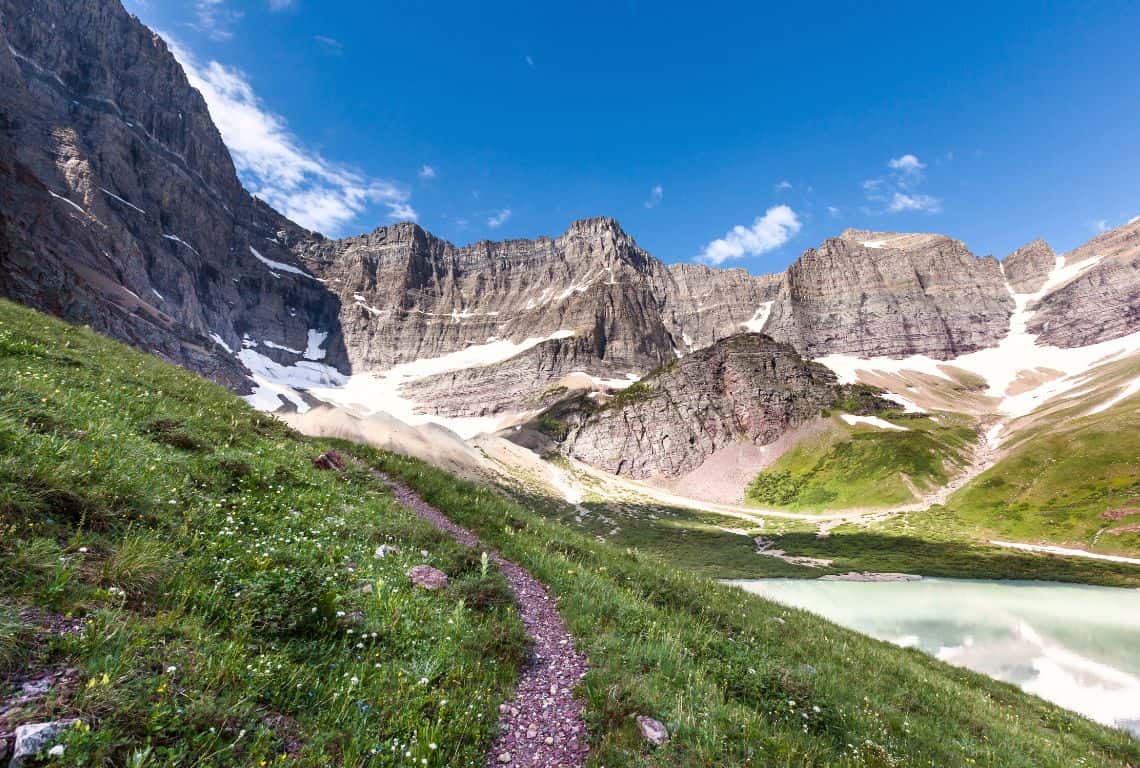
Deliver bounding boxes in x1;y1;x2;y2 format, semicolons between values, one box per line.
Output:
49;745;65;757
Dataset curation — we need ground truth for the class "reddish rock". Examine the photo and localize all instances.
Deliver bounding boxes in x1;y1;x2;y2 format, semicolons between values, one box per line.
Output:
407;565;448;591
312;451;345;471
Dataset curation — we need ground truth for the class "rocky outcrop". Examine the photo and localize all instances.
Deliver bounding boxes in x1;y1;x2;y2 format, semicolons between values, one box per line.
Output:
1028;220;1140;347
0;0;347;391
562;334;843;479
1003;239;1056;294
761;230;1013;360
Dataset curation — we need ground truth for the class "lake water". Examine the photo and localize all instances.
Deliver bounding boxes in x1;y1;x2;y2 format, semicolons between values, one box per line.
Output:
724;577;1140;737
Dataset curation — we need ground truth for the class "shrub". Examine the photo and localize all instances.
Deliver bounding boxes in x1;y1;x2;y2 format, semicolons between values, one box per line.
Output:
449;571;514;612
100;535;174;598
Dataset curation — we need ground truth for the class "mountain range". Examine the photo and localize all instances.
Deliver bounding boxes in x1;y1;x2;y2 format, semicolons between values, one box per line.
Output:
2;0;1139;506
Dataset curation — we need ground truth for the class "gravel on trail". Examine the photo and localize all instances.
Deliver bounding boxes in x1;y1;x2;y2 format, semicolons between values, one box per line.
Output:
378;473;590;767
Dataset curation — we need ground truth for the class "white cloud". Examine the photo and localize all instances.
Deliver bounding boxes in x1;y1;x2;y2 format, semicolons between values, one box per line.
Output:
698;205;801;265
418;164;437;180
1092;219;1109;232
644;184;664;209
193;0;242;41
1130;216;1139;225
775;180;793;191
888;193;942;214
487;208;512;228
827;205;841;217
863;154;941;215
888;154;925;176
165;38;414;234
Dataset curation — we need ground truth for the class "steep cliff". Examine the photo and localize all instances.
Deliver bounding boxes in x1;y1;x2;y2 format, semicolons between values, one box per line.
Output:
761;230;1014;360
1003;239;1056;294
0;0;347;391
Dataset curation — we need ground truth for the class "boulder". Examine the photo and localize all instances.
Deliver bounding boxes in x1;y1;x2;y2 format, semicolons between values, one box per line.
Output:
10;720;79;767
407;565;448;591
635;715;669;746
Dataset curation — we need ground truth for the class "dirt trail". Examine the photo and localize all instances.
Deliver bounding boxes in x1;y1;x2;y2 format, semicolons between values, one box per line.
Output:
377;472;590;768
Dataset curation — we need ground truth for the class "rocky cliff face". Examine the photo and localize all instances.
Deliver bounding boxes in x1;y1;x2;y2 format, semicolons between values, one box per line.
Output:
761;230;1014;360
1027;220;1140;347
0;0;347;392
3;0;1137;437
1002;239;1056;294
562;334;843;479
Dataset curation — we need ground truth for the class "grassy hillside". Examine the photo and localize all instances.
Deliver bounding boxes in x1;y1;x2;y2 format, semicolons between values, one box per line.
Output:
2;299;1139;767
0;300;526;766
946;382;1140;556
373;451;1140;767
744;414;976;511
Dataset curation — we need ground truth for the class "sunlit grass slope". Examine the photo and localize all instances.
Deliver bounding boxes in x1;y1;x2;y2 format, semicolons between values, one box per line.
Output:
371;451;1140;767
2;299;1139;767
946;368;1140;556
0;300;526;766
745;414;976;511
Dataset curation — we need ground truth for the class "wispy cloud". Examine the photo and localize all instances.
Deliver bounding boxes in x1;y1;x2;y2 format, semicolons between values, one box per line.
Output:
863;154;941;215
418;164;437;180
166;37;414;234
1091;219;1109;232
888;193;941;214
487;208;512;228
698;205;801;265
644;184;664;209
775;180;793;191
269;0;295;9
525;55;535;69
192;0;242;41
827;205;841;217
1130;216;1139;225
314;35;343;54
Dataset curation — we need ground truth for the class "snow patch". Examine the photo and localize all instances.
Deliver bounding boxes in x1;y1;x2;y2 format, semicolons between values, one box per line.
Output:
817;252;1140;418
304;330;328;361
303;330;578;439
99;187;145;214
238;349;347;413
250;246;315;280
1086;375;1140;416
881;392;924;413
163;234;200;256
840;414;909;431
990;541;1140;566
263;340;303;355
209;333;233;354
741;301;774;333
49;190;86;215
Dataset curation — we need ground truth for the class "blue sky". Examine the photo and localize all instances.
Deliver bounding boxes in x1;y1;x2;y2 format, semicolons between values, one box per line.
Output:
125;0;1139;274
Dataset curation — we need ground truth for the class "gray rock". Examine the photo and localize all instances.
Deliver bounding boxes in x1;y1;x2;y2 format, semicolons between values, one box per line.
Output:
1003;239;1056;294
373;544;400;559
10;720;78;767
407;565;448;590
1028;219;1140;347
763;230;1013;360
635;715;669;746
563;334;844;479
